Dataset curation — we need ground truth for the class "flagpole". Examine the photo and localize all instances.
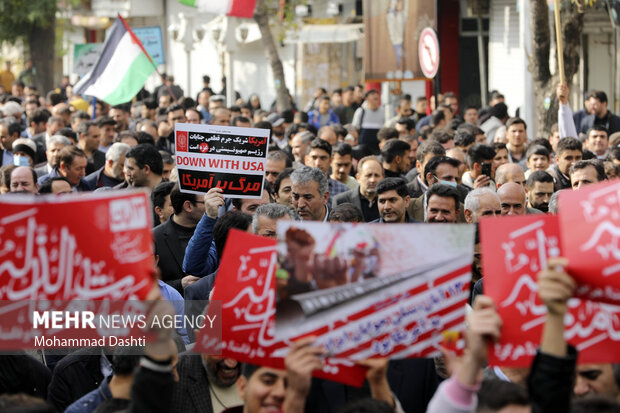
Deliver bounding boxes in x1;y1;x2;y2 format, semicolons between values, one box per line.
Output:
553;0;565;84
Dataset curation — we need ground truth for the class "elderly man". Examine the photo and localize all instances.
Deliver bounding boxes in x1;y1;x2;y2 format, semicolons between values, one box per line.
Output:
464;188;501;223
291;166;330;221
495;163;526;189
9;166;38;194
35;134;71;178
497;182;527;215
83;142;131;189
569;159;607;190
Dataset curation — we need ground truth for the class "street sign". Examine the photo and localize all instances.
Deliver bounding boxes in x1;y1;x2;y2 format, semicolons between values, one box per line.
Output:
418;27;440;79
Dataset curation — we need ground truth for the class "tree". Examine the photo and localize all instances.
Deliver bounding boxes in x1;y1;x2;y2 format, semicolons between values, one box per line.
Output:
254;0;292;112
529;0;585;133
0;0;57;94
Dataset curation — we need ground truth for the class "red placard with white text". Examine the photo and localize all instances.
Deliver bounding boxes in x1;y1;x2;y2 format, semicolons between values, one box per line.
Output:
0;191;154;300
481;215;620;367
559;180;620;304
194;230;367;387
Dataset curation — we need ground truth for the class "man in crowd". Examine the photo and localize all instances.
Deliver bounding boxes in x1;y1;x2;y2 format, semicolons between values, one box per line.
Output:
526;171;555;213
290;131;314;167
9;166;38;194
304;138;349;203
547;137;583;191
84;142;131;189
569;159;607;190
381;139;411;178
333;156;384;222
405;140;445;184
97;116;117;153
76;121;105;174
0;121;21;166
124;144;164;191
291;166;330;221
495;163;527;189
330;142;357;190
373;177;413;223
578;90;620;135
352;89;384;154
265;150;291;185
462;143;496;190
425;183;461;223
505;117;528;168
497;182;527;215
464;188;501;223
34;135;70;178
585;125;609;159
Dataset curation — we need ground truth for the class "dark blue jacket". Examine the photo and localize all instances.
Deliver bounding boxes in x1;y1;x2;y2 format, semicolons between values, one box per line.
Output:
64;376;112;413
182;214;219;278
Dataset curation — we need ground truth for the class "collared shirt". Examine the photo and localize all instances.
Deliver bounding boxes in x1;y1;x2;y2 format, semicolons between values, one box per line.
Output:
2;149;13;166
358;190;380;222
417;175;428;193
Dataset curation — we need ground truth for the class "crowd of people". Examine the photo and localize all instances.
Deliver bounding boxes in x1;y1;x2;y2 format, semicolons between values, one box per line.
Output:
0;68;619;413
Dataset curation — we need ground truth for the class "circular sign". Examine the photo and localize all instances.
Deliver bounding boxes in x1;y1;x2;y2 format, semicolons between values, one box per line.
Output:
418;28;440;79
199;142;209;153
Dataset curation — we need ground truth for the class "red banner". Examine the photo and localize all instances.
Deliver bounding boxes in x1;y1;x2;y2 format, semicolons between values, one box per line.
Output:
481;215;620;367
559;180;620;304
194;230;367;387
0;191;154;300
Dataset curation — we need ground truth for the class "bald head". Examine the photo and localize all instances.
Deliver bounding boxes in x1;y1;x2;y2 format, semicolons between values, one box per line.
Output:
497;182;526;215
495;163;526;188
10;166;38;194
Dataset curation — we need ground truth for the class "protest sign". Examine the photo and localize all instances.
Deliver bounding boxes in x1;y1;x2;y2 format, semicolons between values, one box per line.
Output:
175;123;269;198
481;214;620;367
273;222;474;360
559;180;620;304
133;26;165;65
194;229;368;387
73;43;102;76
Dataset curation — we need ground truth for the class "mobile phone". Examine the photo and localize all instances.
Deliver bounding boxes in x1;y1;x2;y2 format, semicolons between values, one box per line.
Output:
481;163;492;177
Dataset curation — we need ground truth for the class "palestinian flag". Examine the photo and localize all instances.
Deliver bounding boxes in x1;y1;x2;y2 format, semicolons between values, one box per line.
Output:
74;15;155;105
179;0;257;18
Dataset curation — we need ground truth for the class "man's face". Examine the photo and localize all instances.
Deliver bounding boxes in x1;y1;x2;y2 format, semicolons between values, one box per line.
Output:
291;136;309;163
318;99;330;114
60;157;87;186
51;179;72;195
10;167;37;194
556;150;583;174
198;91;210;107
331;153;352;183
239;189;270;215
46;142;67;167
48;120;64;137
426;194;458;223
275;177;293;207
167;109;186;129
305;148;330;175
395;151;411;173
398;101;413;117
493;148;509;170
528;181;554;212
237;367;287;413
124;157;148;187
587;97;606;117
241;107;252;119
415;99;427;114
417;152;439;175
445;97;459;114
213;110;231;126
83;125;101;152
571;165;599;190
574;363;620;399
100;124;115;147
467;193;501;223
357;160;384;197
159;95;172;108
185;109;200;124
427;163;459;186
204;356;241;387
0;124;14;151
256;215;290;239
503;168;527;189
587;130;609;156
507;123;527;147
155;194;174;223
292;181;328;221
378;189;409;223
549;131;560;151
109;108;128;131
162;162;173;181
464;108;478;124
109;155;126;180
366;92;379;109
499;188;526;215
265;159;286;185
527;154;549;172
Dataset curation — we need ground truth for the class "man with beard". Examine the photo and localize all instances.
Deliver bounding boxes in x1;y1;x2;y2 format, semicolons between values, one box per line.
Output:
83;143;131;189
526;171;555;213
373;177;413;223
172;354;242;413
425;183;461;223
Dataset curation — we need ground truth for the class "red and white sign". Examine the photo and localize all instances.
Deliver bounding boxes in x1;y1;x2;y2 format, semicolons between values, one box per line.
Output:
418;27;439;79
559;180;620;304
194;230;367;386
0;191;154;301
481;215;620;367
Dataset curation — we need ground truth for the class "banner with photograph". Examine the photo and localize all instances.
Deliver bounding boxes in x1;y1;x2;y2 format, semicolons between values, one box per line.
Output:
175;123;269;198
273;222;474;360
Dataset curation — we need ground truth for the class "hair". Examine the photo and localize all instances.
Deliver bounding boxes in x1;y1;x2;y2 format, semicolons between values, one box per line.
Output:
454;128;475;148
334;398;395;413
166;103;184;115
587;124;609;138
0;164;16;189
416;140;446;164
396;117;416;132
307;137;332;157
376;177;409;198
426;183;460;209
548;190;563;214
381;139;410;164
526;170;554;189
606;146;620;163
423;156;461;182
169;183;199;214
464;187;500;214
477;379;529;411
0;393;55;412
296;130;316;145
377;127;399;143
429;130;454;145
58;146;87;168
582;149;597;160
251;203;297;233
57;127;78;143
126;144;163;175
274;167;294;194
7;121;23;137
290;166;328;196
332;141;353;157
364;89;378;98
231;115;250;126
430;110;445;127
46;134;71;149
112;345;142;376
135;131;155;146
530;137;553;153
489;102;508;119
505;117;527;130
467;143;496;169
38;176;71;194
151;181;176;209
105;142;131;164
213;211;253;258
526;144;550;161
569;159;607;182
458;123;485;136
29;107;51;126
267;150;293;167
556;137;582;155
329;203;364;223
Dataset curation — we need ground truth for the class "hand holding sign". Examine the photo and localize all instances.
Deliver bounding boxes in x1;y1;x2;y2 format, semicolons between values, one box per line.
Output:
537;257;575;316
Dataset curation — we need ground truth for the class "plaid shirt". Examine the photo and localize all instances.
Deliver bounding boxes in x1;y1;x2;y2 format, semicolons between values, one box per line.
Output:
328;178;350;205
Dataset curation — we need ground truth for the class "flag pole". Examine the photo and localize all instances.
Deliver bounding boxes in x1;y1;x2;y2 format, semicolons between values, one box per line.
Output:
553;0;565;84
116;14;179;102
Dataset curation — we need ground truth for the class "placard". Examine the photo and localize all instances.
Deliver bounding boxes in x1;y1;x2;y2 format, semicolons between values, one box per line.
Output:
133;26;165;65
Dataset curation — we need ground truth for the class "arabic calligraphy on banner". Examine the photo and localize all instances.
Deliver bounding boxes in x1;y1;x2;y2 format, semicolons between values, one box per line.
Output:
194;230;368;387
481;215;620;367
175;123;269;199
0;191;154;301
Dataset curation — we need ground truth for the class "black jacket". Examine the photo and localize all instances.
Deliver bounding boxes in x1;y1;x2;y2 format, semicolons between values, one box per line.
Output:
153;216;195;295
528;347;577;413
0;352;52;398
